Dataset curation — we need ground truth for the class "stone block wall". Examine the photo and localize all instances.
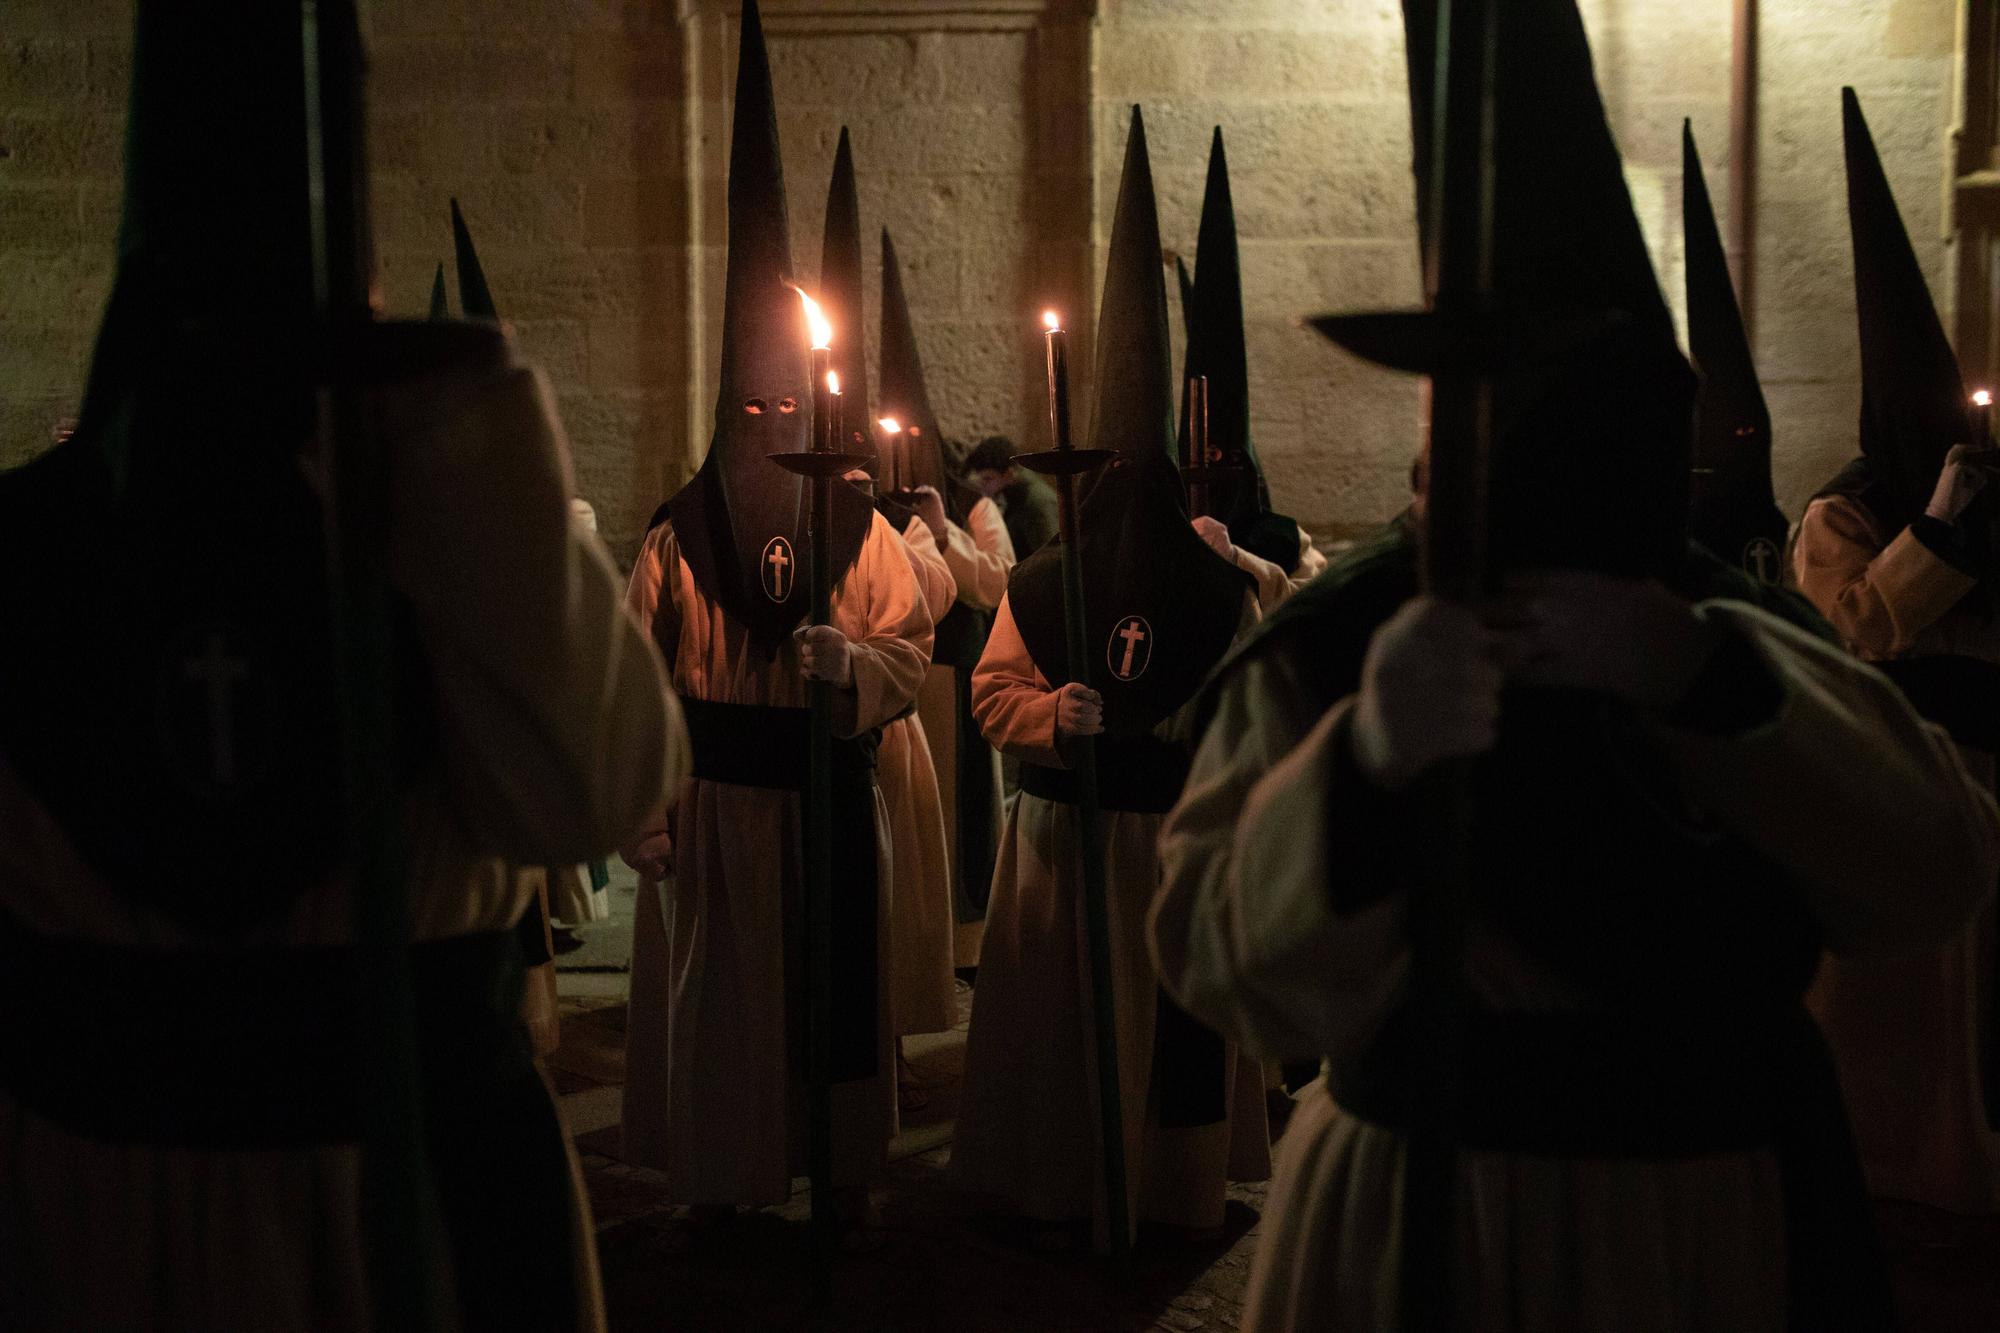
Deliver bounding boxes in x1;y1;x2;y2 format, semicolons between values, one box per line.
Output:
0;0;1963;553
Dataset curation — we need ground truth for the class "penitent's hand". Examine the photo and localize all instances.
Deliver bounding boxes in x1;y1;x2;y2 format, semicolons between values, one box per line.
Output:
912;485;951;546
1055;682;1105;740
621;828;673;880
1928;444;1997;524
1192;515;1236;562
1350;596;1505;790
794;623;856;686
1492;569;1721;711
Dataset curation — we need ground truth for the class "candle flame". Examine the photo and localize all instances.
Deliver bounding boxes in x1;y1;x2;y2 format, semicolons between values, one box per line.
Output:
1042;310;1062;332
1976;390;1994;408
878;417;902;434
827;370;841;395
794;286;833;349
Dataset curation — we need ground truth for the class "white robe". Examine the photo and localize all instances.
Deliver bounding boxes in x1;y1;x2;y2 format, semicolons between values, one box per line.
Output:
0;353;686;1332
619;511;931;1204
950;593;1271;1251
1153;598;2000;1330
917;495;1015;968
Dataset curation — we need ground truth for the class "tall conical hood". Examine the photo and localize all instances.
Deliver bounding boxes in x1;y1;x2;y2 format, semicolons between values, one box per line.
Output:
1179;128;1303;570
451;198;499;321
878;228;964;509
1683;122;1787;581
819;128;874;459
1010;108;1250;735
427;262;449;321
660;0;871;655
1843;87;1972;526
78;0;320;482
2;0;382;928
1318;0;1694;578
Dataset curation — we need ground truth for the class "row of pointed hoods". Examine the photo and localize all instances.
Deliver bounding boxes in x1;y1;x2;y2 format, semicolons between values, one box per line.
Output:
1300;0;1974;587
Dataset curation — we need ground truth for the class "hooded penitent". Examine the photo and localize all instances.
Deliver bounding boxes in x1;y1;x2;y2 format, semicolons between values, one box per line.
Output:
0;0;357;929
1823;88;1975;533
1313;0;1695;582
1009;107;1252;736
451;197;500;323
879;228;978;522
659;0;872;655
1684;122;1788;583
1180;127;1305;573
428;262;449;322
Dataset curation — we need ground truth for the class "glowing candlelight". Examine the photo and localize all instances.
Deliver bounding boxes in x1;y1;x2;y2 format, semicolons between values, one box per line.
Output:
1975;389;1993;446
879;417;904;493
797;287;833;350
827;370;841;395
1043;311;1072;454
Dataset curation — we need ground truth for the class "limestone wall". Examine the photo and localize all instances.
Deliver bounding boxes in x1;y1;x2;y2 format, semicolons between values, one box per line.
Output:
0;0;1961;553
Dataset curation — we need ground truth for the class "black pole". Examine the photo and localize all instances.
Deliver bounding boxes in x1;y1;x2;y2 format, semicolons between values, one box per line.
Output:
1401;0;1499;1328
303;1;448;1327
1184;374;1211;520
1032;324;1131;1260
806;349;837;1302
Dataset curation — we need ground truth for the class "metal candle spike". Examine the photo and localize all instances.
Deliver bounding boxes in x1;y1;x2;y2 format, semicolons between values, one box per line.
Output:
767;289;870;1299
1011;311;1130;1260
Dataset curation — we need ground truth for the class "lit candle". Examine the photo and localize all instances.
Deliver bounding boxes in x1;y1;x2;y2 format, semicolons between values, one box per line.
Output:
1973;389;1993;447
827;369;843;456
797;287;834;455
1043;310;1072;454
878;417;903;494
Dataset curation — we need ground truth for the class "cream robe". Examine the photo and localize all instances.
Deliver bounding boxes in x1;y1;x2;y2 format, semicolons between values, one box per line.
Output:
1153;599;2000;1331
1793;493;2000;1213
0;354;686;1333
883;516;959;1037
917;495;1015;967
620;511;931;1204
950;594;1271;1250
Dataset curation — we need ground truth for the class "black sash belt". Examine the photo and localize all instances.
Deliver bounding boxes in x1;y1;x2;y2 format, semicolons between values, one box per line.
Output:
0;915;589;1326
1329;1005;1895;1331
679;697;881;1082
0;922;531;1148
1018;733;1192;815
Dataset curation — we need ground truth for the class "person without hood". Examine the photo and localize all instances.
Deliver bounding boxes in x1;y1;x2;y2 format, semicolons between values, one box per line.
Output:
818;127;959;1098
1152;5;2000;1329
0;4;687;1329
1179;127;1328;605
950;106;1272;1254
963;433;1059;562
616;0;931;1242
879;231;1016;973
1791;88;2000;1215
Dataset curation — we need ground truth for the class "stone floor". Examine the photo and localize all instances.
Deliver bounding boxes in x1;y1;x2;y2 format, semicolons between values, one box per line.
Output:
555;883;2000;1331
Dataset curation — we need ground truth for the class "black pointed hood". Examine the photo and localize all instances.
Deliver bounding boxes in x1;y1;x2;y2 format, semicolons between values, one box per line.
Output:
819;128;875;460
1313;0;1695;579
451;198;499;321
427;261;449;321
1179;128;1303;571
1009;108;1251;736
1842;87;1972;527
660;0;872;655
1683;122;1787;581
1;0;376;929
878;228;970;514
